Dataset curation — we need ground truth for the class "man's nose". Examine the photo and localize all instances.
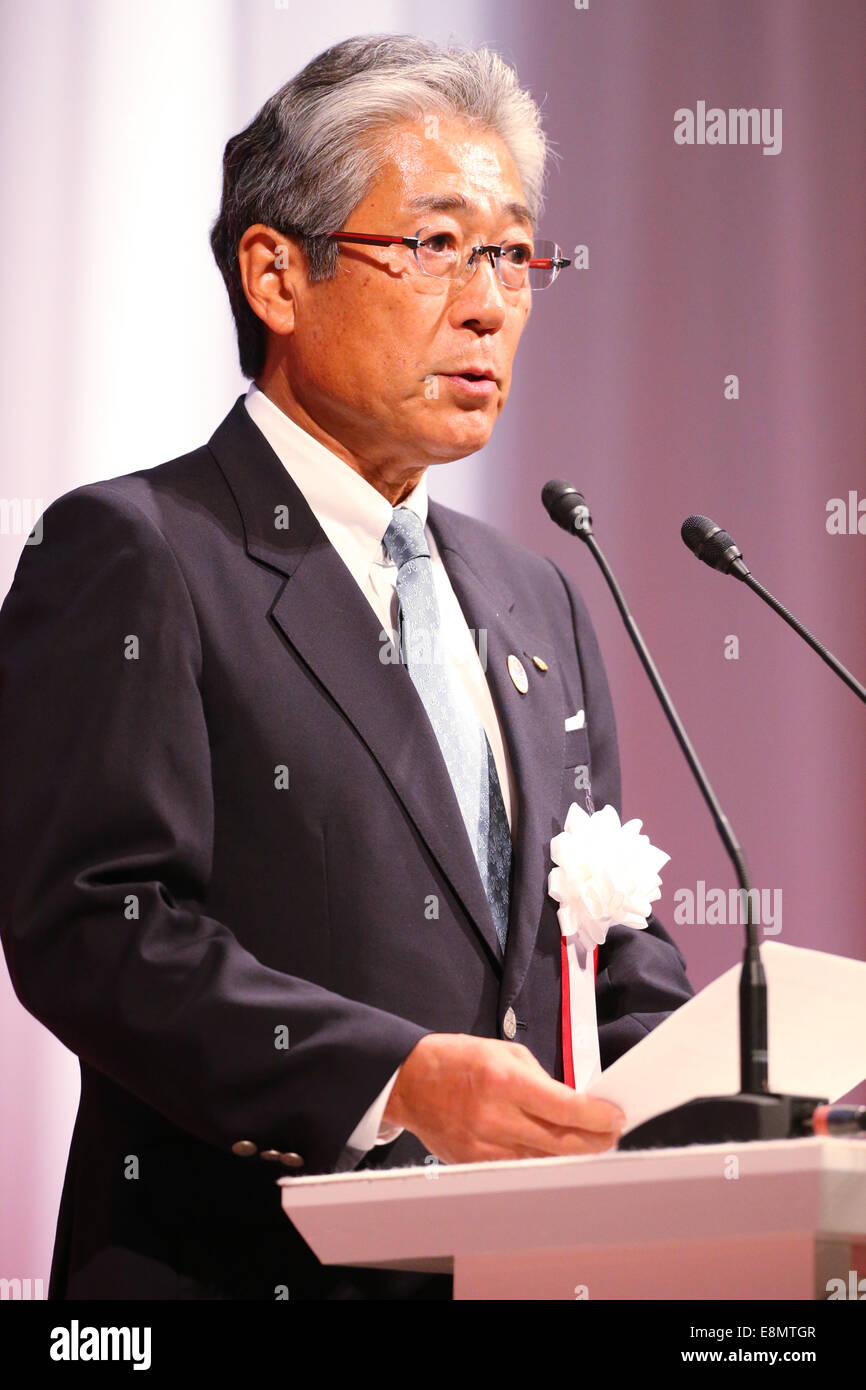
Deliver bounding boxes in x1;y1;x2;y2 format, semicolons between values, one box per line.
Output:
450;254;508;327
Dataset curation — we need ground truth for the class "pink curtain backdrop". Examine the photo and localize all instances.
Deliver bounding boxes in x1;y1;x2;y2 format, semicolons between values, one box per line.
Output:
1;0;863;1289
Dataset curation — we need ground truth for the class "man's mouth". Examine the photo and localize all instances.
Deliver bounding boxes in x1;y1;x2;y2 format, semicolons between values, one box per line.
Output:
440;370;497;396
442;366;497;381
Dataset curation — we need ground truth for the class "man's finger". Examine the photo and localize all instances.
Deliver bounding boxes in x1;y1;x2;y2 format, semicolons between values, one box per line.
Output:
506;1065;626;1132
494;1110;623;1157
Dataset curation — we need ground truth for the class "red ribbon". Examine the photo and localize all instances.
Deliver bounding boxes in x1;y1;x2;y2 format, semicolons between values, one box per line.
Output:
561;938;597;1089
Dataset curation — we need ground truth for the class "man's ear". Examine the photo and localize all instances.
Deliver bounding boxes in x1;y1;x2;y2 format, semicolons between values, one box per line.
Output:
237;223;301;337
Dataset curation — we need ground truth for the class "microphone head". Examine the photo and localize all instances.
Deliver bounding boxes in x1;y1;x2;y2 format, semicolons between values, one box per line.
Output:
542;480;593;536
681;514;749;576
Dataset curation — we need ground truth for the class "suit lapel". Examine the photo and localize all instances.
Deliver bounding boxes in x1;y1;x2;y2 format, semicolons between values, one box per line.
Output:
208;396;505;968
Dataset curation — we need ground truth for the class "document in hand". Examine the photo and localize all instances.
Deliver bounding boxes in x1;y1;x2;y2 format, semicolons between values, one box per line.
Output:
588;942;866;1134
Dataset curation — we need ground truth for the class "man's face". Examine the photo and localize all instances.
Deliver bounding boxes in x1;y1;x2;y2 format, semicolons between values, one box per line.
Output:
281;117;533;476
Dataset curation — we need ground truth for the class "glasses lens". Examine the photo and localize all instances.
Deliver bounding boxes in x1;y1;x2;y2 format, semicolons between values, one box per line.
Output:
415;228;461;278
522;239;565;291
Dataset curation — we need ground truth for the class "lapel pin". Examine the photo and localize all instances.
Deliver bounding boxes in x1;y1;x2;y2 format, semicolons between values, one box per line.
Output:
531;655;548;671
507;653;529;694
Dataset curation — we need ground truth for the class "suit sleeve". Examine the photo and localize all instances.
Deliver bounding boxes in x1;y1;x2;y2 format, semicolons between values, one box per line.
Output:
0;486;429;1174
547;558;695;1067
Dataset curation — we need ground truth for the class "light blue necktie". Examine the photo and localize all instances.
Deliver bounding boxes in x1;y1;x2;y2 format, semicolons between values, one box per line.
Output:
382;506;512;949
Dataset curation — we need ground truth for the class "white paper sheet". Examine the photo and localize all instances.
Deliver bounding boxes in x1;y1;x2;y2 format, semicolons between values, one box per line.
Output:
587;942;866;1134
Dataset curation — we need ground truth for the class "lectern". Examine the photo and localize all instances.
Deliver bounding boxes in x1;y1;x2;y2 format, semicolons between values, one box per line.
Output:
280;1137;866;1300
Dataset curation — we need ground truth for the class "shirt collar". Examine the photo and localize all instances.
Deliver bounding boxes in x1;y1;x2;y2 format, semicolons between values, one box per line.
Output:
243;383;429;568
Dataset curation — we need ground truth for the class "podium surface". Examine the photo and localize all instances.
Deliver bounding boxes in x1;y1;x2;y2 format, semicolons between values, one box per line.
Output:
280;1137;866;1299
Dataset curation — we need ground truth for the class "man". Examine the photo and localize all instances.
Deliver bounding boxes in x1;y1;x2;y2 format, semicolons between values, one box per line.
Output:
0;34;692;1300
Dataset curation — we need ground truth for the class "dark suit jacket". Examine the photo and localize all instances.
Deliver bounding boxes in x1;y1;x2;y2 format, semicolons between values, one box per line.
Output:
0;395;693;1300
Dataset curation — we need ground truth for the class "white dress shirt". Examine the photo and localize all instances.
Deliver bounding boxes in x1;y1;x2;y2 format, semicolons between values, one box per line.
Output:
243;383;516;1164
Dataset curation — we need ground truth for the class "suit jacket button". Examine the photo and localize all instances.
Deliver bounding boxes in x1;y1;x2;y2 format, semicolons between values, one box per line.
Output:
231;1140;258;1157
260;1149;281;1161
502;1006;517;1040
279;1152;304;1169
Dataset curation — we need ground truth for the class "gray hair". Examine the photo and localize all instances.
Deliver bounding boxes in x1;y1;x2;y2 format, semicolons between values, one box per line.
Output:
209;33;553;378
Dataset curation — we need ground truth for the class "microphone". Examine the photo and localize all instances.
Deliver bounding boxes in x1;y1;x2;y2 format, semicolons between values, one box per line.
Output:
681;514;866;704
542;479;825;1148
681;515;750;579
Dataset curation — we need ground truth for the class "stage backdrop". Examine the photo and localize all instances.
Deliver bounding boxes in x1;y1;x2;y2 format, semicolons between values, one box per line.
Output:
1;0;863;1290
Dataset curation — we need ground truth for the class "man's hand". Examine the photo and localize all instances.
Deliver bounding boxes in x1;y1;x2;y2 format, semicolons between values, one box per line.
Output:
383;1033;625;1163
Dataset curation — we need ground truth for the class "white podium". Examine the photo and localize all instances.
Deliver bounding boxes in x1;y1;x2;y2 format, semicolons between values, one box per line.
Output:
280;1137;866;1299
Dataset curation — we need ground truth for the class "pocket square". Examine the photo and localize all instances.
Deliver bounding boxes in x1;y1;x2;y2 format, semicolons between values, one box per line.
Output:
564;709;585;731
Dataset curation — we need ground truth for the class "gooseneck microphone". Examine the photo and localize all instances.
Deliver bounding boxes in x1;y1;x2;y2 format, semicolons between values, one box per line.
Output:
542;479;825;1148
681;514;866;704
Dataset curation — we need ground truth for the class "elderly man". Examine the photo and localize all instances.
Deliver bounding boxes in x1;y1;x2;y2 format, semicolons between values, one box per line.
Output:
0;33;692;1301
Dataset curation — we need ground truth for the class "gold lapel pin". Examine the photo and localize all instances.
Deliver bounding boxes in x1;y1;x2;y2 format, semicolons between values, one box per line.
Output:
531;655;548;671
507;653;529;694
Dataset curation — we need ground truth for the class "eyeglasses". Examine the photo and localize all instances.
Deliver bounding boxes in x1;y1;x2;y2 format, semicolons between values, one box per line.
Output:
325;226;571;291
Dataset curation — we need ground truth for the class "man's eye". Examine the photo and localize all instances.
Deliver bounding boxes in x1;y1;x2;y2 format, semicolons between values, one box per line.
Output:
503;243;533;265
422;232;458;253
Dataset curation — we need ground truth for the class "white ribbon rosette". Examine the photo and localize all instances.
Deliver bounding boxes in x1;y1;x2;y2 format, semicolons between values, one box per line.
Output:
548;803;670;1089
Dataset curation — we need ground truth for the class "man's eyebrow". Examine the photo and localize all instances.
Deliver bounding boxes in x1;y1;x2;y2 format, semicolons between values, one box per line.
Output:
404;193;534;231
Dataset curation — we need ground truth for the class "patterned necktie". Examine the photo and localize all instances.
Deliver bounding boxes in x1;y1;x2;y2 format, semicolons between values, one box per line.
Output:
382;506;512;949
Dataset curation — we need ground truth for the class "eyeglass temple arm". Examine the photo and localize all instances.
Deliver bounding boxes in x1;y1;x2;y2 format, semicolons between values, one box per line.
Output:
328;232;420;248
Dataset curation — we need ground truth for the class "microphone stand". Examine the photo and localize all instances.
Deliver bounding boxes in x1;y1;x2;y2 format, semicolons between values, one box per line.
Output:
543;483;825;1148
682;517;866;704
741;572;866;703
